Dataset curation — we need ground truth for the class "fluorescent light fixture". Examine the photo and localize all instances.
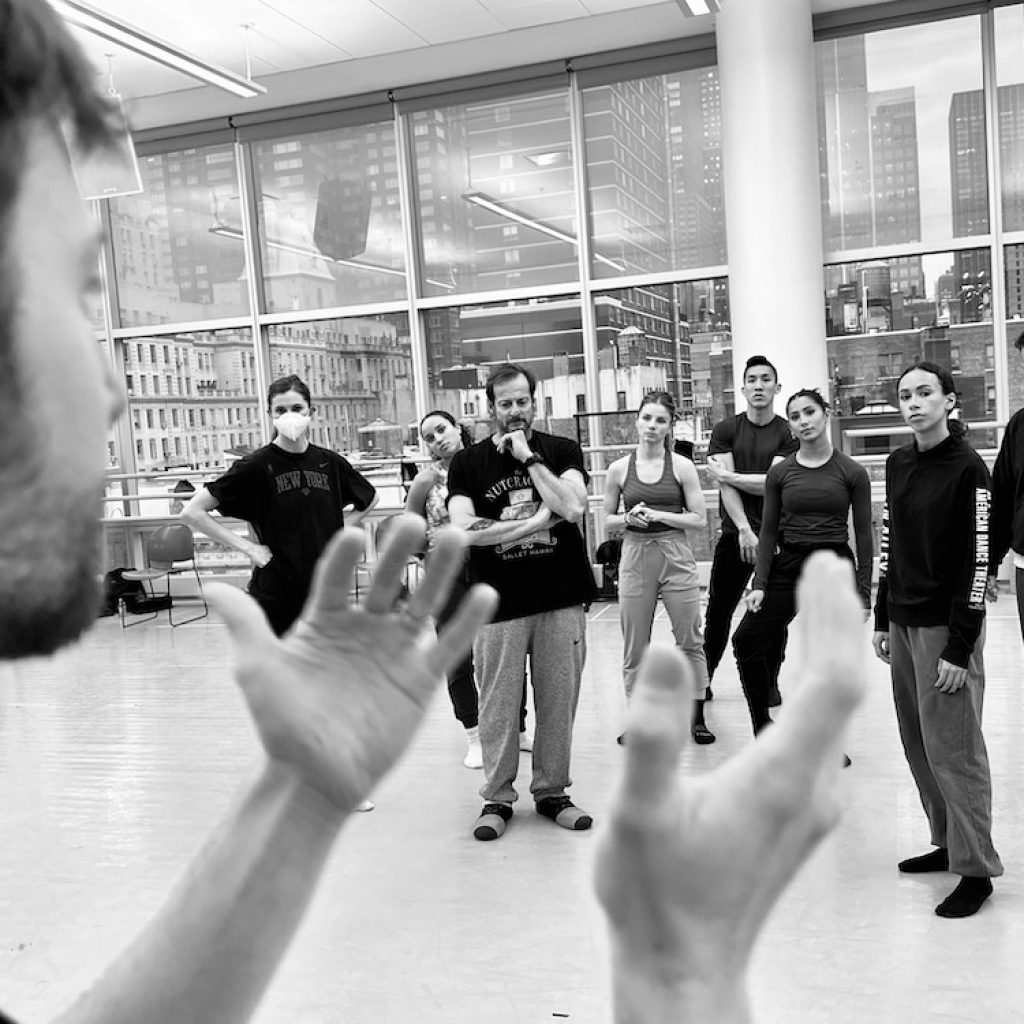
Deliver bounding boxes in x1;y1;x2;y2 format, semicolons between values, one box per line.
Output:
676;0;721;15
50;0;267;99
463;192;625;272
209;224;454;291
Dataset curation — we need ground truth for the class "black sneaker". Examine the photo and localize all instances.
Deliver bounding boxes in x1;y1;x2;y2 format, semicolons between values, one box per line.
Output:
473;803;512;841
536;795;592;831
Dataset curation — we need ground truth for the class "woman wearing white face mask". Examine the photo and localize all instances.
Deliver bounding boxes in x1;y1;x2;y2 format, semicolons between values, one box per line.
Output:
182;374;378;638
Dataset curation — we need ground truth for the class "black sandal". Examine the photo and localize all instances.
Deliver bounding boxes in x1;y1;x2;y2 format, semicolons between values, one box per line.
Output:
691;723;716;745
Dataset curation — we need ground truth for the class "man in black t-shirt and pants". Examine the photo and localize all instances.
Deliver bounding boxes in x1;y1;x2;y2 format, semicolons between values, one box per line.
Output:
703;356;798;705
449;364;597;842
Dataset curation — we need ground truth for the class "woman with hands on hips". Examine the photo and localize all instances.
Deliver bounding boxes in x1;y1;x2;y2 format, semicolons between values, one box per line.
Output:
602;390;712;745
182;374;378;639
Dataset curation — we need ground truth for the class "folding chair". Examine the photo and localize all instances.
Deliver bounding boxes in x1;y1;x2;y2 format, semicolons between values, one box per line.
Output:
120;524;209;628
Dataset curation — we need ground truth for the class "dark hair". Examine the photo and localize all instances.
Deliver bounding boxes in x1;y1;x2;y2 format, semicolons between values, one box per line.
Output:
785;388;828;417
266;374;312;411
743;355;779;383
638;391;677;450
896;360;966;440
419;408;473;449
638;390;677;417
1015;330;1024;353
485;363;537;404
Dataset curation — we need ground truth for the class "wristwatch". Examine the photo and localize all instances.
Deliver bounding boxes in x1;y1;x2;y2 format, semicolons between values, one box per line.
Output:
521;453;544;468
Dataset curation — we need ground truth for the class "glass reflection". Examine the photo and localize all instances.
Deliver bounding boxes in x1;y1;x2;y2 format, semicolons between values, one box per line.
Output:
413;92;579;296
110;144;249;326
583;68;727;277
815;17;984;251
824;251;995;453
423;296;582;439
252;123;407;310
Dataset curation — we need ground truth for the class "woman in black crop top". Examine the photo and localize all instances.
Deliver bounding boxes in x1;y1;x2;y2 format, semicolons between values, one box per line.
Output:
732;388;873;737
603;392;713;744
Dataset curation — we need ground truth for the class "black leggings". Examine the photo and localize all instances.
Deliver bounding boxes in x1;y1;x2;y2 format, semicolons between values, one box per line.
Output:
437;567;527;731
732;543;854;734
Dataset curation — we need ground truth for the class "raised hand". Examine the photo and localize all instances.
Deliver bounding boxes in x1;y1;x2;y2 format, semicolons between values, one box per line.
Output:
595;552;866;1023
208;515;497;811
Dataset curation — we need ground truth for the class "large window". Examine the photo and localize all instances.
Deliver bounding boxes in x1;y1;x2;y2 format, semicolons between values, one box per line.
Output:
110;144;248;326
583;67;726;278
824;250;996;454
413;91;579;297
816;18;985;252
423;295;583;438
121;327;258;474
267;314;413;457
252;123;407;311
88;12;1024;532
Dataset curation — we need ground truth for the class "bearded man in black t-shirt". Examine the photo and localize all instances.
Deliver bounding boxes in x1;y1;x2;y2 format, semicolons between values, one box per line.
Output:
448;364;596;842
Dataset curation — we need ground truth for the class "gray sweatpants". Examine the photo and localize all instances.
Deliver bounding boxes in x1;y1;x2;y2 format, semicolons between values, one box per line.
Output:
618;531;709;699
890;622;1003;878
474;605;587;806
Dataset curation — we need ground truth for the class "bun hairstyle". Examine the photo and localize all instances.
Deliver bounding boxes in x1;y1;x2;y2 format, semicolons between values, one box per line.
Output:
897;360;967;441
419;409;474;450
639;390;677;450
785;388;828;416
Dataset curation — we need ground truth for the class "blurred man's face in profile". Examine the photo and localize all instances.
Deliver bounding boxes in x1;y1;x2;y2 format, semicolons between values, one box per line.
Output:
0;122;124;656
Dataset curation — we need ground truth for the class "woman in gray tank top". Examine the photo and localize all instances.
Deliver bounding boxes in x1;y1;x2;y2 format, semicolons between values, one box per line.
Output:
603;392;713;745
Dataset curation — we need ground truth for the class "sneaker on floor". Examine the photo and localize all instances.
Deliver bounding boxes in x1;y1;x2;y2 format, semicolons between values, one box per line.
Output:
767;686;782;708
355;799;375;812
536;795;592;831
519;729;534;753
473;803;513;841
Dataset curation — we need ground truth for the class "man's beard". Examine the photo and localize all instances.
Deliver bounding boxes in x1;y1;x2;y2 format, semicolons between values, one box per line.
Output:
0;490;103;659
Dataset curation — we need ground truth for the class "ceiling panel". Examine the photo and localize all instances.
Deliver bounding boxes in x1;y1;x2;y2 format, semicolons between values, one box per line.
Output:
370;0;507;45
55;0;912;126
579;0;670;13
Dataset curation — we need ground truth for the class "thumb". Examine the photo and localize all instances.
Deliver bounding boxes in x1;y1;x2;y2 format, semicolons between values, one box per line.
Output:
206;582;276;660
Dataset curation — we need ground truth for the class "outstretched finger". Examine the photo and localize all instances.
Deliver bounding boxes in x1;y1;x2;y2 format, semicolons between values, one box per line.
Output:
404;526;466;621
765;552;865;774
206;582;277;671
619;644;694;812
425;583;498;679
303;528;367;621
362;515;428;614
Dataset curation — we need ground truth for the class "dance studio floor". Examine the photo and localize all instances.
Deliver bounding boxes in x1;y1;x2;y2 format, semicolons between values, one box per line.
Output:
1;591;1022;1023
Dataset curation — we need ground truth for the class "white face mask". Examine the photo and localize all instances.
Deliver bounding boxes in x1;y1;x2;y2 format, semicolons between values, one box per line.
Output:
275;412;311;442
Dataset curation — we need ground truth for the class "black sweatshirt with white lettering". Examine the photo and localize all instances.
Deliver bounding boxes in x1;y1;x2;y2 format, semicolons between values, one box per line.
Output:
874;434;991;668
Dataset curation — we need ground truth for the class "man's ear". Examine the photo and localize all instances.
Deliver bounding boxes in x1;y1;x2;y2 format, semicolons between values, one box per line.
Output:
774;382;782;394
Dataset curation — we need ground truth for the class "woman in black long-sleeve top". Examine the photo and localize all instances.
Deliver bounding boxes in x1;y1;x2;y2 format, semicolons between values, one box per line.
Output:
872;361;1002;919
732;388;873;735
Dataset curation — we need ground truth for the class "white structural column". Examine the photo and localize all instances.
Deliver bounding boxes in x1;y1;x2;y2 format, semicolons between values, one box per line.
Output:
716;0;828;403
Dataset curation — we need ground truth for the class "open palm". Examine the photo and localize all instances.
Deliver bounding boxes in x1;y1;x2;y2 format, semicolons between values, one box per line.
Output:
595;552;866;992
209;517;497;810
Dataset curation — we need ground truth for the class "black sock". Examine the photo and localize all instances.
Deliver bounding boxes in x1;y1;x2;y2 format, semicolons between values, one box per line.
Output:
898;847;949;874
935;876;992;918
692;699;707;727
